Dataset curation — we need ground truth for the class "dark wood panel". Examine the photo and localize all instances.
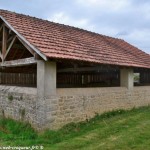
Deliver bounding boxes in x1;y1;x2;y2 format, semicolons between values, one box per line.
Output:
0;72;37;87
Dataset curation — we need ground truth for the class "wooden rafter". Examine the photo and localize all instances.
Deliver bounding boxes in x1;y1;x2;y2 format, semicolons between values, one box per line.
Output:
4;35;16;61
17;36;34;56
0;57;37;67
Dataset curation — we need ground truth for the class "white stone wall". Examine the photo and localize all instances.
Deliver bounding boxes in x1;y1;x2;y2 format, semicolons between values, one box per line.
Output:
0;86;38;127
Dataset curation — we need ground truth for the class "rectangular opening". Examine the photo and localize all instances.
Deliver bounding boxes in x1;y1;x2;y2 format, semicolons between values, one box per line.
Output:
0;64;37;87
57;61;120;88
134;69;150;86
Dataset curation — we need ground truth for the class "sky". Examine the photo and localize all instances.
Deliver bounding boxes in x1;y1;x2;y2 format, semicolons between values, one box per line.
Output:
0;0;150;54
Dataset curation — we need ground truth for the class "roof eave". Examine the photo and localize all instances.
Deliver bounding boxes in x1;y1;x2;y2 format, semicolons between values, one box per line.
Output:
0;15;48;61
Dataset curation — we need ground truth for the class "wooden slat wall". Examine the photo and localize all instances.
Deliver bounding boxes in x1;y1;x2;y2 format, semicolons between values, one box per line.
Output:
140;71;150;84
57;72;120;88
0;72;37;87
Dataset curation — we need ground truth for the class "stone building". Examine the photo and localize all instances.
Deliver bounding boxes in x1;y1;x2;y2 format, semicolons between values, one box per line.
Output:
0;9;150;130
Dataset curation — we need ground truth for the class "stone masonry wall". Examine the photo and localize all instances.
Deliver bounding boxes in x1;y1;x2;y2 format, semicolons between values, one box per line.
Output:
0;86;38;128
48;86;150;129
0;85;150;130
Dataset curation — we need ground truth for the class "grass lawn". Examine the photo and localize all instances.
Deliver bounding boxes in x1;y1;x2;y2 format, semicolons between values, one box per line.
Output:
0;106;150;150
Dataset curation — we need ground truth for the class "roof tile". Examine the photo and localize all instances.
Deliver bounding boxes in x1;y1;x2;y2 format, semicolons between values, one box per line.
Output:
0;9;150;68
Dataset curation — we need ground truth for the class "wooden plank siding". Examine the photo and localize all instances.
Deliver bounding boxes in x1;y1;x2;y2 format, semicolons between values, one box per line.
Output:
140;70;150;85
0;72;37;87
57;71;120;88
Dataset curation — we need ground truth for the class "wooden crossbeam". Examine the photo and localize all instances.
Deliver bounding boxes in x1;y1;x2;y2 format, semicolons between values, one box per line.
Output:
4;35;16;61
58;66;118;73
7;34;15;43
0;57;37;67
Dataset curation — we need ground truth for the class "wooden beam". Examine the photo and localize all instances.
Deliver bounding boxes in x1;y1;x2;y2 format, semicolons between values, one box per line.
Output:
0;24;3;32
0;57;37;67
0;24;3;57
58;66;118;73
34;53;42;60
17;36;35;56
8;29;12;34
7;34;15;43
0;52;2;60
4;36;16;61
2;25;7;60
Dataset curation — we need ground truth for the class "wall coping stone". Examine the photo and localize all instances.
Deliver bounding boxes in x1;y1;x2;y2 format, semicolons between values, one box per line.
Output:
0;85;37;95
57;86;150;96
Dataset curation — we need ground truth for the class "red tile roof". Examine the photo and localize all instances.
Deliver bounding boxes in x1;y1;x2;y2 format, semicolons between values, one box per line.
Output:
0;9;150;68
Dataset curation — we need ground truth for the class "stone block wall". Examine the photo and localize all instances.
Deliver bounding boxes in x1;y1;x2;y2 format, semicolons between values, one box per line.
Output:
0;85;150;130
49;86;150;129
0;86;38;127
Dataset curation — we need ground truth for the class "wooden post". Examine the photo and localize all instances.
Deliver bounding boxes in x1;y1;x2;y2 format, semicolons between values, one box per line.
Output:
2;25;7;61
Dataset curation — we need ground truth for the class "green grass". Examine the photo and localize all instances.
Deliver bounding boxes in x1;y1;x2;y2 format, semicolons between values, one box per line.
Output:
0;106;150;150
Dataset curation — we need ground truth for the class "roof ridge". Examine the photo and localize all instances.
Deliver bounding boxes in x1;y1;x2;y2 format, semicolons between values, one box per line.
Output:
0;9;121;41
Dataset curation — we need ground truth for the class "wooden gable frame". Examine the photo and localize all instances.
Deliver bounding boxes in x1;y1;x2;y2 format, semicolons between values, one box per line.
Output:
0;21;37;87
0;15;47;61
0;24;36;67
0;17;46;67
4;35;17;60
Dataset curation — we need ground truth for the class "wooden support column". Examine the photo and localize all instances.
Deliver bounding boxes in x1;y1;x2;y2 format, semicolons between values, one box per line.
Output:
0;52;2;60
120;68;134;90
37;60;56;97
0;24;3;32
2;25;7;61
3;36;16;61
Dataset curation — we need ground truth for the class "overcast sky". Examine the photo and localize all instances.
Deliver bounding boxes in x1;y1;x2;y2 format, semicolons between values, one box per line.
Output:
0;0;150;54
